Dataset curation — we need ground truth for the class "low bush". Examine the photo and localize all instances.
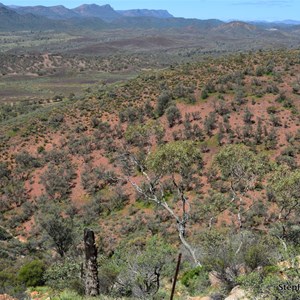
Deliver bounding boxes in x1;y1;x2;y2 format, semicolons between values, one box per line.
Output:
18;260;45;287
181;266;210;295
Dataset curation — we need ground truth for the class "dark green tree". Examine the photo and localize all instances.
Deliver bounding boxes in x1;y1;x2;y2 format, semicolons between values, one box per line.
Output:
38;205;75;258
156;91;171;116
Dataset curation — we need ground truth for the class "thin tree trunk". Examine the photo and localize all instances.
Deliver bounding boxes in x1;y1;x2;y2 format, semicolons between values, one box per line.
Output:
128;177;201;266
84;228;100;296
178;224;200;266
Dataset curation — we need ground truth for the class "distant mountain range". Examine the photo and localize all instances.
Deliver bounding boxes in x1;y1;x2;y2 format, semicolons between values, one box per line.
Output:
3;3;174;21
0;3;226;31
0;2;300;33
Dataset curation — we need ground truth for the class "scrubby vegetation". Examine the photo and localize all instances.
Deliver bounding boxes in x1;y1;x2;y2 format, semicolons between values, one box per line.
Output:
1;47;300;299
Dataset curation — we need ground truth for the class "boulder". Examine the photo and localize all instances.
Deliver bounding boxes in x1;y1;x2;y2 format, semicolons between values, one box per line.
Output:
225;286;249;300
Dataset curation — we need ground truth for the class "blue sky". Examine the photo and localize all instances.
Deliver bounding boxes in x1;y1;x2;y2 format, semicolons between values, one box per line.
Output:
4;0;300;21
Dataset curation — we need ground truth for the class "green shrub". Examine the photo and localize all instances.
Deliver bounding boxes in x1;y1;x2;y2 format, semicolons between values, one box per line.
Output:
201;88;209;100
244;243;272;271
166;105;182;127
18;260;45;287
181;266;210;295
243;107;253;124
0;268;25;298
48;113;64;128
204;112;217;136
40;162;75;199
112;235;175;298
263;265;280;275
43;258;82;292
0;227;12;241
255;66;265;76
15;151;41;169
37;146;45;153
236;271;262;295
0;162;10;179
156;91;172;116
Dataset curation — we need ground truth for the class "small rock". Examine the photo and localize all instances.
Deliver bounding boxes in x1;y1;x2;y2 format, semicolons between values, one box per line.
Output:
225;286;249;300
209;271;222;287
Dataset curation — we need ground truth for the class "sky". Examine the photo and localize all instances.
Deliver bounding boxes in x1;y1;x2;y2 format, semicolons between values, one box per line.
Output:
3;0;300;21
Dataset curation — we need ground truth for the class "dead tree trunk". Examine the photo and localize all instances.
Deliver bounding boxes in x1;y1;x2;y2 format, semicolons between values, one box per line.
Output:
84;228;100;296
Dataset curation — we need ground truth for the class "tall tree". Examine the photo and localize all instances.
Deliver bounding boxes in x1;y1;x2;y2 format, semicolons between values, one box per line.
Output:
268;166;300;221
214;144;269;229
119;141;202;266
39;205;75;258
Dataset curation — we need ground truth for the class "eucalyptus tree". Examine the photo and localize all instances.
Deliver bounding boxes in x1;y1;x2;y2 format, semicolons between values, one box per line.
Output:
214;144;269;229
119;140;203;266
268;165;300;246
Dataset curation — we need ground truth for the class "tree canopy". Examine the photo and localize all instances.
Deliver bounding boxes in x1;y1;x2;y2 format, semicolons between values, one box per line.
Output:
268;165;300;219
214;144;269;192
146;141;202;177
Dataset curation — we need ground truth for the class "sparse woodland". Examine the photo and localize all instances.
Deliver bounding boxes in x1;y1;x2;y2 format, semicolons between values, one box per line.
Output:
1;49;300;299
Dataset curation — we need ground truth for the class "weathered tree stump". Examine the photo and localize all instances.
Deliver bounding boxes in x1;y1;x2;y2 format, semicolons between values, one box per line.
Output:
84;228;100;296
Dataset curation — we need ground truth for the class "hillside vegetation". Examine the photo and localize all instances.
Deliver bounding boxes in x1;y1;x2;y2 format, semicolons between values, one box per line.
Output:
1;49;300;299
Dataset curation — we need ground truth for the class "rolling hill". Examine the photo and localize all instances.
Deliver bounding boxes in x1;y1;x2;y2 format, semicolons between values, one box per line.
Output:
1;3;300;300
1;48;300;299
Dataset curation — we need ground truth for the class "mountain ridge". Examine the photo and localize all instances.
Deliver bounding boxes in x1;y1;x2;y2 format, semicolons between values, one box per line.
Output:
72;3;120;22
0;5;61;30
0;3;225;32
117;9;173;19
1;2;300;25
9;3;175;22
1;2;300;37
14;4;79;20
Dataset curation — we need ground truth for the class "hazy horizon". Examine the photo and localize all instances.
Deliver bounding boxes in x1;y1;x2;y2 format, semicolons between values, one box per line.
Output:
2;0;300;22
